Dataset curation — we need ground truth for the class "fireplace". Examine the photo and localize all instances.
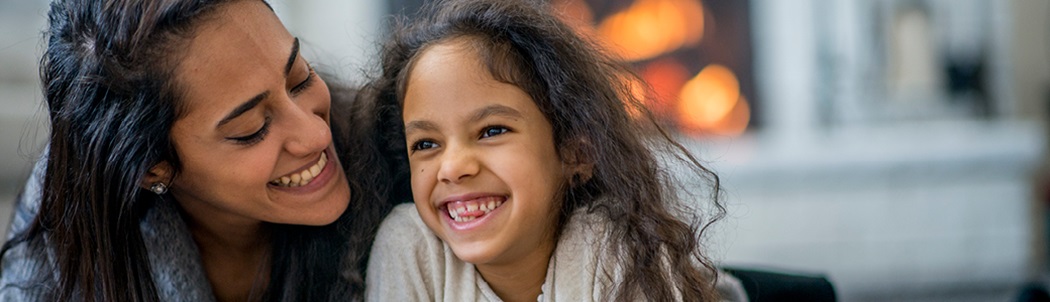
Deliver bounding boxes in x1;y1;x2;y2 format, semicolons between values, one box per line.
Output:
389;0;757;137
551;0;756;137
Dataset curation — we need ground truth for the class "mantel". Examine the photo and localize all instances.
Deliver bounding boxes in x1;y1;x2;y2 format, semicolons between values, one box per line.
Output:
683;119;1045;192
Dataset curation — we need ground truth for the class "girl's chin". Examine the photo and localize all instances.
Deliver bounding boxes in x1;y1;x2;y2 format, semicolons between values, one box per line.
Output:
447;242;503;265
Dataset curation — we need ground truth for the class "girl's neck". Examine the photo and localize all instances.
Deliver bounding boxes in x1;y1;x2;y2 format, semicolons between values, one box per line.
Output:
475;242;556;302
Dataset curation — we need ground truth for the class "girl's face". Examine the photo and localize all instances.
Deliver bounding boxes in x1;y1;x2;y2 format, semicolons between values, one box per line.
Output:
162;0;350;227
402;40;567;268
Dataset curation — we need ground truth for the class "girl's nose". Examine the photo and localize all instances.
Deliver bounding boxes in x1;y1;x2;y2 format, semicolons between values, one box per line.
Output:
437;146;480;184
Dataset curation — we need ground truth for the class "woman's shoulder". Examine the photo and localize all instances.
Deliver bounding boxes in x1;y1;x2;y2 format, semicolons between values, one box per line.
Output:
7;154;47;241
0;155;52;300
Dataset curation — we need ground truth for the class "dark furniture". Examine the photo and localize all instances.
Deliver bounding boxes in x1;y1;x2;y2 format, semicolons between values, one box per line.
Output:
723;266;837;302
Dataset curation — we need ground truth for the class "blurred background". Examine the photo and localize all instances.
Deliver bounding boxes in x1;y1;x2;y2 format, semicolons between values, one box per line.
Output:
0;0;1047;301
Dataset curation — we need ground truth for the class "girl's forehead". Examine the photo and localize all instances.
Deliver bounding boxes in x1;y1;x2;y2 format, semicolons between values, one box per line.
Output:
402;44;541;119
406;42;490;92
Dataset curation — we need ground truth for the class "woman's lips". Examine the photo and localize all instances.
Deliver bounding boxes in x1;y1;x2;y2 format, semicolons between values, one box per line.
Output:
268;147;337;193
271;151;327;187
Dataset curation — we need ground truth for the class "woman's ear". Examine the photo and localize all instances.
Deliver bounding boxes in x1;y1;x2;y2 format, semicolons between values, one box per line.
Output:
560;137;595;187
140;161;174;191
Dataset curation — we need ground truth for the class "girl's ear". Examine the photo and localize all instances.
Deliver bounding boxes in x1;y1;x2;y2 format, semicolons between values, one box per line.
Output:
140;161;174;191
560;137;595;187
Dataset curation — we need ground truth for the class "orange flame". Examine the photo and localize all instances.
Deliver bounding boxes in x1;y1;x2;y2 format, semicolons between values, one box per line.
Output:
678;64;749;135
555;0;750;137
708;95;750;136
598;0;705;61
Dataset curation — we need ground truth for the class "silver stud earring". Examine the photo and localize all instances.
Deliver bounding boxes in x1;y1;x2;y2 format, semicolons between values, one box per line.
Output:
150;182;168;195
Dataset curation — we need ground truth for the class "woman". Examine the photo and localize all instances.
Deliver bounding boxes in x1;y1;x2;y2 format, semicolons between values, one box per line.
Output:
0;0;392;301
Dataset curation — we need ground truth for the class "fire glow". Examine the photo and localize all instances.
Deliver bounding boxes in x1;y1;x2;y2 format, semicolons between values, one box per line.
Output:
554;0;751;137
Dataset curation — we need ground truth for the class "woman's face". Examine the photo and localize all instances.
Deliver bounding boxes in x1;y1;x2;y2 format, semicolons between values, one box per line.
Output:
163;0;350;227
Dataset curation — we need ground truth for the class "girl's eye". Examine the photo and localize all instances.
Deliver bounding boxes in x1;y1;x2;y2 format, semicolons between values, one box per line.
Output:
290;65;315;95
228;116;272;146
480;126;509;138
411;140;438;152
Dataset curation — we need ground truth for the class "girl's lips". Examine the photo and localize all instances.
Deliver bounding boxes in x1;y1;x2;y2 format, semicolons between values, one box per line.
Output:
439;194;508;231
436;192;505;208
268;147;337;193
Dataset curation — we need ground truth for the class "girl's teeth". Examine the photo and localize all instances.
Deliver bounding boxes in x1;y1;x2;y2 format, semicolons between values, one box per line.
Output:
447;198;505;222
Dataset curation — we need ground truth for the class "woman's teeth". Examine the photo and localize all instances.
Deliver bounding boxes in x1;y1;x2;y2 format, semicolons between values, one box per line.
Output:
447;197;505;222
270;152;327;187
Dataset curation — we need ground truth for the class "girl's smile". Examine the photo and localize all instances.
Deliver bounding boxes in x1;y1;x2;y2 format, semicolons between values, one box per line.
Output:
401;38;568;268
440;193;507;223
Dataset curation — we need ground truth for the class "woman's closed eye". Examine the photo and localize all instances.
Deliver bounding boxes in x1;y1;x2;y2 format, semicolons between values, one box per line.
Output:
480;126;509;139
228;116;272;145
290;64;316;95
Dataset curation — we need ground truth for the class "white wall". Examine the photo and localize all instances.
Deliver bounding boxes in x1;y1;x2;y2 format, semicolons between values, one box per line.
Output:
0;0;49;191
269;0;385;82
708;0;1048;300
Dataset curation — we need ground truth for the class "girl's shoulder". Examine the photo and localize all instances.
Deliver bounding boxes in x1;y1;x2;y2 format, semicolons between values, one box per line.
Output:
560;208;615;247
366;203;462;301
371;203;435;247
554;208;748;302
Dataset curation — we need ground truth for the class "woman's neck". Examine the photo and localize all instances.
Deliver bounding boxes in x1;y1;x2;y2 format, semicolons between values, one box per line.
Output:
176;199;272;302
475;242;556;302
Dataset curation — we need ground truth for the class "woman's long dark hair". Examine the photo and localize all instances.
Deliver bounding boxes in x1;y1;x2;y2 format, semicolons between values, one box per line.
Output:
363;0;725;301
0;0;390;301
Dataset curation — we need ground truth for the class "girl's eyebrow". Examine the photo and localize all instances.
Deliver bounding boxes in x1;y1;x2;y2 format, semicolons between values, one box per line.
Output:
404;104;523;135
469;104;522;123
405;120;438;135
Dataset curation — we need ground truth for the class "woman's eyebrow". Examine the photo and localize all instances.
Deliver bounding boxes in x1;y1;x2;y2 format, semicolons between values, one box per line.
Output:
217;91;268;127
216;37;300;128
284;37;300;76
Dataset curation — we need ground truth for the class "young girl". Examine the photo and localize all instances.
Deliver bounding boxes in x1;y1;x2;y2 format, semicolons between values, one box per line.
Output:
364;0;741;301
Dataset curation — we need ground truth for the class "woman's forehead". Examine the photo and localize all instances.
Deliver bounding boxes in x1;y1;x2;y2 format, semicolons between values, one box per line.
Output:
172;0;294;122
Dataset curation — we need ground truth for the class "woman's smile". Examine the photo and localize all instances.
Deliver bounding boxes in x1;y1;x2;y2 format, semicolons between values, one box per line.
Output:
269;148;330;188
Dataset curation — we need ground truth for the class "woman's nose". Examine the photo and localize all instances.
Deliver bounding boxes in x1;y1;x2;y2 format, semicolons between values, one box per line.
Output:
282;100;331;157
